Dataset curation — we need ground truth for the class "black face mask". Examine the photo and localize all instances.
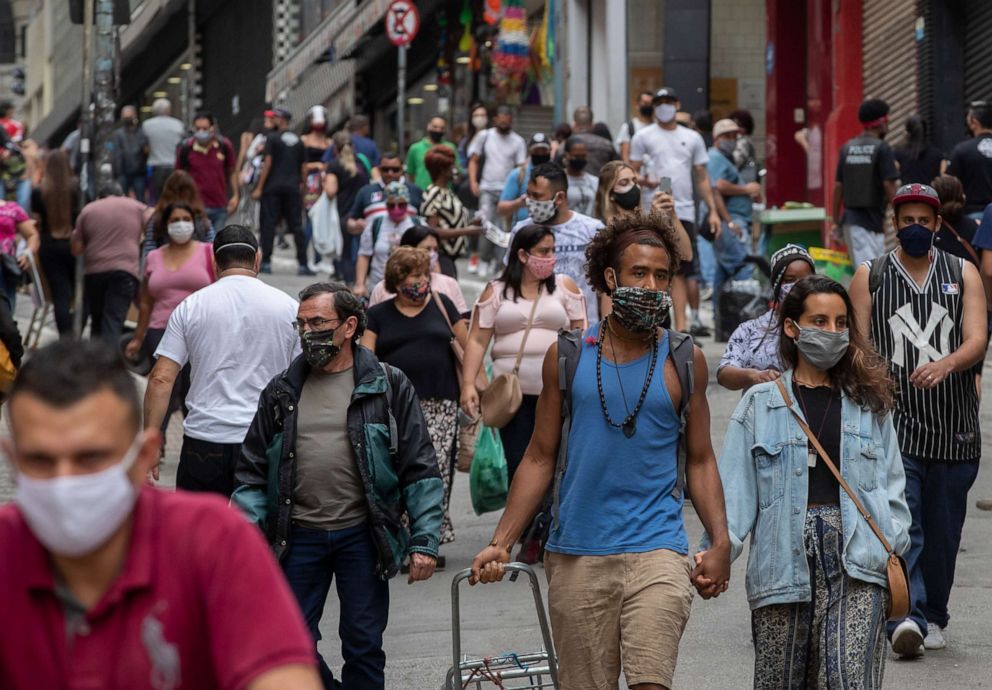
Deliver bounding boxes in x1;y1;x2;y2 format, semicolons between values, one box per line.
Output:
301;327;342;368
531;153;551;166
427;130;444;143
496;124;511;134
612;185;641;210
639;105;654;118
567;158;588;172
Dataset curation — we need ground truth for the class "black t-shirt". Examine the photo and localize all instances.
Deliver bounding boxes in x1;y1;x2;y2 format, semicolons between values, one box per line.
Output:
326;161;370;219
893;144;944;186
793;382;841;505
367;293;463;401
947;133;992;214
263;130;305;193
934;213;980;266
30;187;81;237
835;135;899;233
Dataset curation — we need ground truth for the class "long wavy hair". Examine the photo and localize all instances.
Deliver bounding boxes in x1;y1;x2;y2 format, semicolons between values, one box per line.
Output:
778;275;895;414
153;170;207;237
40;150;76;236
595;161;635;224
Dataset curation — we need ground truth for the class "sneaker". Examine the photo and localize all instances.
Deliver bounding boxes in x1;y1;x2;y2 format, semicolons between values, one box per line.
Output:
924;622;946;650
977;499;992;511
700;285;713;302
690;322;711;337
467;255;480;274
891;620;925;658
259;262;272;274
297;266;317;276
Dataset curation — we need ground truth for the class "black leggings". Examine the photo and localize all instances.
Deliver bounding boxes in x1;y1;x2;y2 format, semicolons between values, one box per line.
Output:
38;235;75;336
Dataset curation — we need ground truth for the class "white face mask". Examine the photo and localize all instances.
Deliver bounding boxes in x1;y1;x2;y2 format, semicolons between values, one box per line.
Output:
13;434;144;557
167;220;195;244
655;103;677;124
472;115;489;130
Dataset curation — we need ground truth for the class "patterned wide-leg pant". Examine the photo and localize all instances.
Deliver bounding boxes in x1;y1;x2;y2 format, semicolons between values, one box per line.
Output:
751;506;889;689
420;397;458;544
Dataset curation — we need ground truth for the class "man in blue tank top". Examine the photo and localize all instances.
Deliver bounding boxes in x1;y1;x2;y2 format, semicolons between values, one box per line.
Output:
470;213;731;690
851;183;987;659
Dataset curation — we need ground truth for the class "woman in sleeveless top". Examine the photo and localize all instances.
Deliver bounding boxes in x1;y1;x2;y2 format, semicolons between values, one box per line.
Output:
703;275;910;688
420;145;482;279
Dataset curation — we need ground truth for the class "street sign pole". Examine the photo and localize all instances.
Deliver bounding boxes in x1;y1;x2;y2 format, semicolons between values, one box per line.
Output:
397;44;406;155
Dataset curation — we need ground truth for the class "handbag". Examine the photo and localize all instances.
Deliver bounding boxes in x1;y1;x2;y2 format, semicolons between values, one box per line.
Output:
480;286;542;428
774;379;910;620
469;423;508;515
432;291;487;392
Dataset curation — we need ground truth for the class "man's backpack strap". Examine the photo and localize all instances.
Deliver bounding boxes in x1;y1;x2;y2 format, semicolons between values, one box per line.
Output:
867;253;889;295
668;330;695;502
552;328;583;530
371;216;384;248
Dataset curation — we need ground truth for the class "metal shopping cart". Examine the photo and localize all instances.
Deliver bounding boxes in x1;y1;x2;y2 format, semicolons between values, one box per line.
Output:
444;563;559;690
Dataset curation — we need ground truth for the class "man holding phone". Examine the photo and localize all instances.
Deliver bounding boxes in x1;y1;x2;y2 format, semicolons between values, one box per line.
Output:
630;87;721;336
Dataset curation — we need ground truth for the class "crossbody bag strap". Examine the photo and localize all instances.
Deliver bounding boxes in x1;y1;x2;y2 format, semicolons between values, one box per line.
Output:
773;378;894;554
432;290;456;335
939;220;981;267
511;286;543;375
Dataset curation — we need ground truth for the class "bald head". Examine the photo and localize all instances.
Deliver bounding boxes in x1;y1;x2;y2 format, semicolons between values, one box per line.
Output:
573;106;594;131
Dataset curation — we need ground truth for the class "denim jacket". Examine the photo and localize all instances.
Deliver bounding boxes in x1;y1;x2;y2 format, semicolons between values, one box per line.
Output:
703;369;911;610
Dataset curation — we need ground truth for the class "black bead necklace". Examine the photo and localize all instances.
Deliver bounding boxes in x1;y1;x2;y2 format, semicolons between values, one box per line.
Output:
595;318;659;438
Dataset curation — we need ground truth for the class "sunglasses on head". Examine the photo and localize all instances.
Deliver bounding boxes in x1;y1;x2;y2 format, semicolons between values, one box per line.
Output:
386;201;408;209
380;166;403;173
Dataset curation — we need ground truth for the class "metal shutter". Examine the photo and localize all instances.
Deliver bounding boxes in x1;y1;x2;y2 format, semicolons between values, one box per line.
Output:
964;0;992;103
863;0;919;147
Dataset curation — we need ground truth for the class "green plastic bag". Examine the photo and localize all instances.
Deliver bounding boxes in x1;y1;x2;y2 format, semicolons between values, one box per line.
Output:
469;425;508;515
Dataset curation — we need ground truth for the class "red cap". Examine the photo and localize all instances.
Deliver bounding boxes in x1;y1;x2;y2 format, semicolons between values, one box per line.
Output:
893;183;940;210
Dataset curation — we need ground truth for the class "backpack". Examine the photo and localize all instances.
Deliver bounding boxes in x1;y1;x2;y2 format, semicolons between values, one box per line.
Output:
370;214;422;247
867;250;963;295
551;328;696;528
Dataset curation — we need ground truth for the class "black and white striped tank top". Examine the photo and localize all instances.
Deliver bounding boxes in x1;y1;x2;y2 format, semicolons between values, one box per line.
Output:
868;249;980;462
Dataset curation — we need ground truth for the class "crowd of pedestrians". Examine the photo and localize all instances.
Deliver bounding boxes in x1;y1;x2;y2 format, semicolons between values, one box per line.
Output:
0;86;989;690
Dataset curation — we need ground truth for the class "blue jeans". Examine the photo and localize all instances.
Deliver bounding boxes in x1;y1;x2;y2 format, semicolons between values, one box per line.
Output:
205;207;228;234
118;173;147;203
712;220;753;309
283;523;389;690
15;177;30;212
887;455;979;638
695;232;716;288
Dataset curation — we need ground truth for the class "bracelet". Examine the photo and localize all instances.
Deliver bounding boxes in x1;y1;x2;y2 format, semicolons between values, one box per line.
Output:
489;536;511;552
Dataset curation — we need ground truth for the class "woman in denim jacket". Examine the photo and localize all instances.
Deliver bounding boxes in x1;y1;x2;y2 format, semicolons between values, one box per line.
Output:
699;275;911;688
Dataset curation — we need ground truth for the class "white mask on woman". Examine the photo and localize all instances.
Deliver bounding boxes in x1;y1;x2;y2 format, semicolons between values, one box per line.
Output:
168;220;195;244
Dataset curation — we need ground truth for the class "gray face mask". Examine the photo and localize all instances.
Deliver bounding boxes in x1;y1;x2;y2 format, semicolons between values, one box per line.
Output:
792;323;849;370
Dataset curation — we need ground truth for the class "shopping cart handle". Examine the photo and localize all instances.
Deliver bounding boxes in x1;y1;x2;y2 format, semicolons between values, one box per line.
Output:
450;562;538;588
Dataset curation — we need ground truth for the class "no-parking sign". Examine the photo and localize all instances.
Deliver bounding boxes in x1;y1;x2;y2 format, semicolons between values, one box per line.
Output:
385;0;420;47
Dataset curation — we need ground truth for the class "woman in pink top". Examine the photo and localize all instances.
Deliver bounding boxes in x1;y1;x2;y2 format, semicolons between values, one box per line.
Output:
461;223;586;476
367;225;469;314
126;202;214;440
0;197;40;308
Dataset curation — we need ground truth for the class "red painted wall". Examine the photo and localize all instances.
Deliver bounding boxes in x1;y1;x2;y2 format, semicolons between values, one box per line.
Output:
764;0;807;207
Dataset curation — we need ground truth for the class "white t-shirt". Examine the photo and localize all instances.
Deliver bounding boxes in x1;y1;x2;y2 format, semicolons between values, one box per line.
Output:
614;117;652;146
629;123;708;222
508;211;604;321
566;172;599;217
156;275;301;443
357;216;416;288
468;128;528;192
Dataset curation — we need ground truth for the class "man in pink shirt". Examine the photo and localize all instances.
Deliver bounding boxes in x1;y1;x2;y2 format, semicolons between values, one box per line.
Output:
0;340;321;690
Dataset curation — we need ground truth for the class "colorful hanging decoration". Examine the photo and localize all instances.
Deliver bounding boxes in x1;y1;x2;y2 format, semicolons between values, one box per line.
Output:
458;0;473;53
484;0;501;26
491;0;529;102
533;0;554;78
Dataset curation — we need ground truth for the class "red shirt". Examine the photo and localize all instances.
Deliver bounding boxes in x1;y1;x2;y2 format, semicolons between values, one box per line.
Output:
178;137;235;208
0;487;315;690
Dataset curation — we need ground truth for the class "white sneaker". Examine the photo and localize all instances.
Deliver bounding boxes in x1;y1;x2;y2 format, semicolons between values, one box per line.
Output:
891;620;925;658
924;622;946;650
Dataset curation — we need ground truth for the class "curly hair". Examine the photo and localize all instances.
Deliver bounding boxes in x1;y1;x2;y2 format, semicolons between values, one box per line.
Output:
585;211;683;295
384;246;431;293
778;275;895;414
425;144;456;184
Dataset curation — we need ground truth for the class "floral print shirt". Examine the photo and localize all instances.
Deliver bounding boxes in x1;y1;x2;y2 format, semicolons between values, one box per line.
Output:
718;309;782;373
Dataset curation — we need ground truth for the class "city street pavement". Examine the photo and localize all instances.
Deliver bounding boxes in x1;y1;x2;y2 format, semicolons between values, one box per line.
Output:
2;245;991;688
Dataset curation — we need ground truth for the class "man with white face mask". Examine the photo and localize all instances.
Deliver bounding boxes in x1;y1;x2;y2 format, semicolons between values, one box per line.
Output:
630;87;722;336
176;110;239;232
0;340;322;690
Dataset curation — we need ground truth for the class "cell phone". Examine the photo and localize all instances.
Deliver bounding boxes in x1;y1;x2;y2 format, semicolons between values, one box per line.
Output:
659;176;672;194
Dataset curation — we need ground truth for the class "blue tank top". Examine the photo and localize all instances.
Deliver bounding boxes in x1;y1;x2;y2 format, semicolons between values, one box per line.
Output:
546;323;688;556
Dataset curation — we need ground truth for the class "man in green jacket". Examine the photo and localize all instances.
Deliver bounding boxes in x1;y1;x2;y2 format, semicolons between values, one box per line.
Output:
406;115;459;190
233;282;443;690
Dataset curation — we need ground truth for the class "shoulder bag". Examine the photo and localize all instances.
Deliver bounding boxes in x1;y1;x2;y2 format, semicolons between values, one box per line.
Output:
433;290;487;392
480;287;542;428
774;378;910;620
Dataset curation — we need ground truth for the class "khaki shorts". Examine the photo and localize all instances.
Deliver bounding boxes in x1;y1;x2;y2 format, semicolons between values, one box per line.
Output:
545;548;694;690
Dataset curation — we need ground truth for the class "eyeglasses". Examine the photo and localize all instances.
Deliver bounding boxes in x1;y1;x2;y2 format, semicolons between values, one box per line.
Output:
295;317;340;332
380;166;403;173
386;201;408;210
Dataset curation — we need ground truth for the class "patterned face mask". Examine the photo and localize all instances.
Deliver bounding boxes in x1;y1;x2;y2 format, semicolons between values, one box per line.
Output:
301;327;341;368
610;273;672;333
399;281;431;301
525;195;558;224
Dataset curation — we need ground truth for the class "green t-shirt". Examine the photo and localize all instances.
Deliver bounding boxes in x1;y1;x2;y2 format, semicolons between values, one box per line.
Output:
406;138;459;190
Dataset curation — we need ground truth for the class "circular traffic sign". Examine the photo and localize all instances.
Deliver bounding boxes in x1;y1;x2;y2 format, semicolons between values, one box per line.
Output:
386;0;420;47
